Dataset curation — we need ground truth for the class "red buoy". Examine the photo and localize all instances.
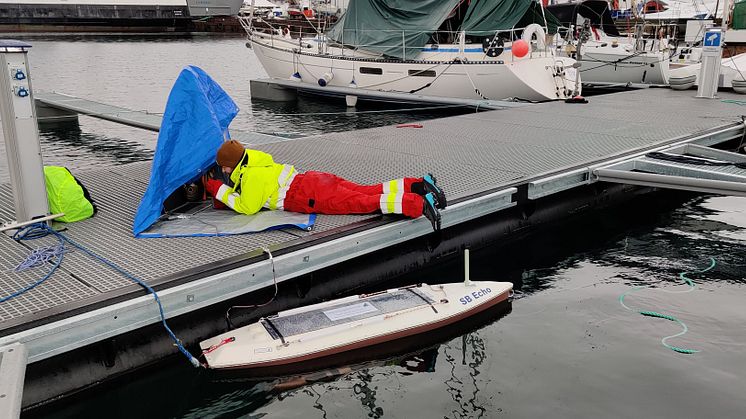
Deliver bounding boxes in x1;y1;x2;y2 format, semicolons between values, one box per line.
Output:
512;39;529;58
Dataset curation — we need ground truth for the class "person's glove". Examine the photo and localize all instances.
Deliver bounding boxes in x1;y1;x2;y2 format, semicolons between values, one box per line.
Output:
204;177;224;198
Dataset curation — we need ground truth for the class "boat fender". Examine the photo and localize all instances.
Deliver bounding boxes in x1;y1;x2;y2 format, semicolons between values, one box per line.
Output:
482;36;504;57
318;72;334;87
521;23;546;50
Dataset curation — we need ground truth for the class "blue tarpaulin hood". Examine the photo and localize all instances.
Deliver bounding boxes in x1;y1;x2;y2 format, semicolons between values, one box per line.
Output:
133;66;239;236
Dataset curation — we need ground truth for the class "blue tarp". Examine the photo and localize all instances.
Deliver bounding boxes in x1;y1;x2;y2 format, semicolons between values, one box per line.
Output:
133;66;239;236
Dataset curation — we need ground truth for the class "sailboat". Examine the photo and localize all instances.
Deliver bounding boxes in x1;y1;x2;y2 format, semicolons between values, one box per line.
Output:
241;0;580;102
549;0;672;85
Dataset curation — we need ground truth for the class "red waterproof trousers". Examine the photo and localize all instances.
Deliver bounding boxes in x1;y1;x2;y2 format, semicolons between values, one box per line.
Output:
283;171;424;218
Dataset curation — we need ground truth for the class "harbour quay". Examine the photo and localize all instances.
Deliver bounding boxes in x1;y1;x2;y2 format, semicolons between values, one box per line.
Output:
2;84;746;411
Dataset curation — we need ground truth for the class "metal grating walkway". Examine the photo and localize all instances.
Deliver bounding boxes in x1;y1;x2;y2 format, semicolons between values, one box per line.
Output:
2;87;746;347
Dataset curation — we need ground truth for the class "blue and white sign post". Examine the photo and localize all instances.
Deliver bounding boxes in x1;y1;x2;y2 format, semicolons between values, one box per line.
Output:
697;27;724;98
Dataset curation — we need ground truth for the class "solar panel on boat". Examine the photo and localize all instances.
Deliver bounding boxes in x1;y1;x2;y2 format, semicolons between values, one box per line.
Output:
263;288;435;339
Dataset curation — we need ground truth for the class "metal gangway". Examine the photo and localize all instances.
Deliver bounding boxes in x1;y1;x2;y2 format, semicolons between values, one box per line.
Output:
595;143;746;196
526;122;746;199
34;91;293;145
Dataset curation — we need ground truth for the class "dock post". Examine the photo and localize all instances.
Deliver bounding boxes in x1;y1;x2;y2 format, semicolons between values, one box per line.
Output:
0;343;28;419
464;248;473;287
696;26;724;99
0;40;49;225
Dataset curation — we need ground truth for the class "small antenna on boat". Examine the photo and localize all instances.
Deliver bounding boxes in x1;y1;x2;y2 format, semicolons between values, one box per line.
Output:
464;248;474;287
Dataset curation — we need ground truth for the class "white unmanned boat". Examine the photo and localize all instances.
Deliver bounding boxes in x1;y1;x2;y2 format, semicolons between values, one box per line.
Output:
200;280;513;371
241;0;579;102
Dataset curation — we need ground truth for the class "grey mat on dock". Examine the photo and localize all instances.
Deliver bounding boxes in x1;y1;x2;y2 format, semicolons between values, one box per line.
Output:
140;203;315;238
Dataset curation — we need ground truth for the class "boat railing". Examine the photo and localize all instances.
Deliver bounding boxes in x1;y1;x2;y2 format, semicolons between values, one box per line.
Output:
242;21;553;61
332;28;548;61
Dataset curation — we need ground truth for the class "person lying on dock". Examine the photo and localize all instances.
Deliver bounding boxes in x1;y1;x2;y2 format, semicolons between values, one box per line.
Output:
202;140;447;231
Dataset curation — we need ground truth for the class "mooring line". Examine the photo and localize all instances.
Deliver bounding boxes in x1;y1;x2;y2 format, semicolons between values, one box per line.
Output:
619;258;716;354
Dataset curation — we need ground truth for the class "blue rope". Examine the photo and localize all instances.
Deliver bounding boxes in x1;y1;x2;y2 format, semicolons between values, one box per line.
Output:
0;227;65;303
7;223;202;368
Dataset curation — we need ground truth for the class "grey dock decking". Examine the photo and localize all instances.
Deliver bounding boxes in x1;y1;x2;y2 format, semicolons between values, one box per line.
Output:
2;88;746;366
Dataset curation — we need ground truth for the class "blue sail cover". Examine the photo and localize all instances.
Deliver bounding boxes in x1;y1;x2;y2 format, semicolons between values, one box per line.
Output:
133;66;239;236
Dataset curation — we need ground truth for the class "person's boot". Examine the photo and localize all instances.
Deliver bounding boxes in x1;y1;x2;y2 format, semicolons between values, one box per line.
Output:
422;192;441;232
411;174;447;209
423;173;446;209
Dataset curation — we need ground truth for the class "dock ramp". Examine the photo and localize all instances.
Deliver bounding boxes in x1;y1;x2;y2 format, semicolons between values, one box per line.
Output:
595;143;746;196
33;91;290;145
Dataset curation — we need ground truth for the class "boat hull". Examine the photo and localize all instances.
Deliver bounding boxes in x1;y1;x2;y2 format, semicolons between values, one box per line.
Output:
0;0;243;32
201;281;513;371
556;42;670;85
251;36;577;102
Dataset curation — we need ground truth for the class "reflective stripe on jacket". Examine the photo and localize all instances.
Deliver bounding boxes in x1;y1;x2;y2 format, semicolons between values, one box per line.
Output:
215;149;295;215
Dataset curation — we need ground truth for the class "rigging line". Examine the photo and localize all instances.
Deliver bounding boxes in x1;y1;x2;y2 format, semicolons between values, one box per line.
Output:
459;60;489;100
408;60;456;94
356;61;446;89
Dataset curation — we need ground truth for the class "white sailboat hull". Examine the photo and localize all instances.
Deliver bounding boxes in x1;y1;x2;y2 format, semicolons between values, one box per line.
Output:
555;42;670;85
251;35;578;102
201;281;513;371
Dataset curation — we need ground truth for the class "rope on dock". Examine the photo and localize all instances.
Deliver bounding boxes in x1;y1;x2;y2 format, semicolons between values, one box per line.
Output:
6;223;203;368
618;258;716;354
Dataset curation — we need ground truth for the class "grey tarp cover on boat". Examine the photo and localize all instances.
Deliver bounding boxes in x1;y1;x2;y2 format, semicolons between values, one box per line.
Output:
140;203;315;238
325;0;462;59
460;0;560;35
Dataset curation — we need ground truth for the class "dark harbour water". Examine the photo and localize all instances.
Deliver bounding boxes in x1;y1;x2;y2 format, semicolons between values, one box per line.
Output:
1;35;744;418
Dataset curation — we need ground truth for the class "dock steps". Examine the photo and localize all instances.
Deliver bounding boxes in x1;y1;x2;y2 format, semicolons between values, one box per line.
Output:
595;144;746;196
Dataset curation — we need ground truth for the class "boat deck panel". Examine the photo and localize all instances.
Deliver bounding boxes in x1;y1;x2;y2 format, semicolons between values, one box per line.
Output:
268;288;435;338
3;88;746;336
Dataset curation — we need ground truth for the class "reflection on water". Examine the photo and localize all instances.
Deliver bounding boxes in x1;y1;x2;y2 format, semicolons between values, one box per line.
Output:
38;121;154;171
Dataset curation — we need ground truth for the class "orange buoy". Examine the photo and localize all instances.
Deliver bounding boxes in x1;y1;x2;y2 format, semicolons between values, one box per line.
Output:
512;39;529;58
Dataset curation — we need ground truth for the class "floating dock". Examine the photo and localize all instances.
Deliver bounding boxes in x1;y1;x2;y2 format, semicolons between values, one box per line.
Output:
2;87;746;409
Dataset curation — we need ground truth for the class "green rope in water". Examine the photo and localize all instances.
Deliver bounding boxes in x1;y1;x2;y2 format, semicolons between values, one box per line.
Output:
721;99;746;106
619;258;716;354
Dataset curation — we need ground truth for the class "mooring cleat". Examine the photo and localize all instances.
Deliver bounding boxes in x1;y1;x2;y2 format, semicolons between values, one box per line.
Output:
423;173;447;209
423;193;441;232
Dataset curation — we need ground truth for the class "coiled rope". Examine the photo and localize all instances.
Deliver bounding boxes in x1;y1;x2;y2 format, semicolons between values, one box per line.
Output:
6;223;202;368
619;258;716;354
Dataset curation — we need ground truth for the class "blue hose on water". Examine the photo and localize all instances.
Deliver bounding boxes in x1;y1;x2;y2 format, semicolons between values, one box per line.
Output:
619;258;716;354
6;223;202;368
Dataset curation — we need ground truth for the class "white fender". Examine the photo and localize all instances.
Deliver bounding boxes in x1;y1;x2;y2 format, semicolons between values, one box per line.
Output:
522;23;546;50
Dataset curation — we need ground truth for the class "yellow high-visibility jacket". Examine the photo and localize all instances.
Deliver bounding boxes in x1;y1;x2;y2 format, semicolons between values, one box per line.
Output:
215;149;295;215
